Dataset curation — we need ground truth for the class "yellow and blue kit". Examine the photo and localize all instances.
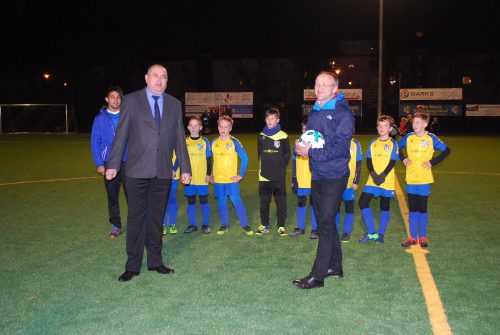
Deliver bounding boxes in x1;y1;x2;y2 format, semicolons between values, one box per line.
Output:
291;144;317;232
358;137;399;243
336;139;362;237
210;136;249;228
399;131;450;241
184;136;212;229
163;153;180;228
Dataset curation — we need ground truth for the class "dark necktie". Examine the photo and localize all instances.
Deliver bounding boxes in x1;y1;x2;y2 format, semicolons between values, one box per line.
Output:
152;95;161;127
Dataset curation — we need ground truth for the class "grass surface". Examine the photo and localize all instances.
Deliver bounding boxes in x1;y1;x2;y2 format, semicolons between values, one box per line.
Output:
0;134;499;334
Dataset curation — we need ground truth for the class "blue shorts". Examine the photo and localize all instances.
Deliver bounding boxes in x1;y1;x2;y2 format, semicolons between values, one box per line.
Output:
214;182;240;199
342;188;356;201
406;184;431;197
171;179;179;190
184;184;209;197
362;185;395;198
297;187;312;196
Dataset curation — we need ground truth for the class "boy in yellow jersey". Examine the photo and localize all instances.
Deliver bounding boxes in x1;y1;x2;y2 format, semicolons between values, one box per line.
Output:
163;153;180;235
289;118;318;239
210;116;254;236
256;107;291;237
399;110;450;247
336;138;363;242
358;115;399;244
183;116;213;234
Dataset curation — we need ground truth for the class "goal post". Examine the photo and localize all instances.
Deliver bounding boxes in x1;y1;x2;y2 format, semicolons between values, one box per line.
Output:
0;104;78;135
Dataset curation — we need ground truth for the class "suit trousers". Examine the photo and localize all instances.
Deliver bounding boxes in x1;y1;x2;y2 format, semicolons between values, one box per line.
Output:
311;176;348;279
104;164;127;227
124;176;172;272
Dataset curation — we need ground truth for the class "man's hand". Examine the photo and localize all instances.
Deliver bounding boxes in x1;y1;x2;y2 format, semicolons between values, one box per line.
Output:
105;169;117;180
403;158;412;166
295;139;310;157
351;183;358;191
181;173;191;185
97;166;105;175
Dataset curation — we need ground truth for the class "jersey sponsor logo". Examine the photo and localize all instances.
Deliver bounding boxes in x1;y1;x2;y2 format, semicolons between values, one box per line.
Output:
274;140;280;148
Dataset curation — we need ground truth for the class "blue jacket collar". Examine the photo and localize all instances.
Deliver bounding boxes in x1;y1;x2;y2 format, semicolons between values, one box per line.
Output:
312;93;345;112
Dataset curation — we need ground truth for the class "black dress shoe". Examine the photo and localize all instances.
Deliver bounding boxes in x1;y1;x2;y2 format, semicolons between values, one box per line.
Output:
148;265;175;274
326;269;343;278
292;275;324;289
118;271;139;282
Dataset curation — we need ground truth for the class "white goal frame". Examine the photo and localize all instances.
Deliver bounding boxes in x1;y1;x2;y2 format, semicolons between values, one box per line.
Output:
0;104;74;135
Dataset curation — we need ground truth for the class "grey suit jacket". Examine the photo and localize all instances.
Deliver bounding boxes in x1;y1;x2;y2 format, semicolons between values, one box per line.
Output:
107;88;191;179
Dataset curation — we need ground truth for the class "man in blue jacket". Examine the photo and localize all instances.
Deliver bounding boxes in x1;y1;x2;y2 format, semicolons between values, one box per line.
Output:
293;72;354;289
91;86;128;239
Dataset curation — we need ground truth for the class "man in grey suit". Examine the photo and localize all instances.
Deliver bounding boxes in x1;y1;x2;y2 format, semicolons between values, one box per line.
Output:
106;64;191;282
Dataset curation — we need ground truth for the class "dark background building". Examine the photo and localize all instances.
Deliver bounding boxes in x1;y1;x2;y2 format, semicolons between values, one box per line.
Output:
1;0;499;134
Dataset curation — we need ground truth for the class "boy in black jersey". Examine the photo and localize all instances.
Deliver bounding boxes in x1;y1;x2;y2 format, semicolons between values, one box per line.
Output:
256;108;291;237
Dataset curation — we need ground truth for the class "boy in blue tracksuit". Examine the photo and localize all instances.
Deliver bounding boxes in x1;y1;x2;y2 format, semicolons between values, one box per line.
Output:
91;86;128;239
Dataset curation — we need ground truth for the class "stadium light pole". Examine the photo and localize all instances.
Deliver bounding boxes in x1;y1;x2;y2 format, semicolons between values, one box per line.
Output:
377;0;383;117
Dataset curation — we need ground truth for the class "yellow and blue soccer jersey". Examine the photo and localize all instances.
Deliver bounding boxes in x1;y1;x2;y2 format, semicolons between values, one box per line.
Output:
186;136;212;185
210;136;248;184
399;132;448;184
292;143;312;189
365;138;399;190
172;152;180;180
347;139;363;189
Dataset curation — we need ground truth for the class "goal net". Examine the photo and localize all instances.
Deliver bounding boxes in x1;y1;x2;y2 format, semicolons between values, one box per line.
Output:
0;104;78;134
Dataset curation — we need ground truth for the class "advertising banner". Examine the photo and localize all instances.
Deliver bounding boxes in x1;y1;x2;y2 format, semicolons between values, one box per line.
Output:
399;88;462;101
400;103;462;116
466;104;500;117
304;89;362;101
185;92;253;118
303;89;362;116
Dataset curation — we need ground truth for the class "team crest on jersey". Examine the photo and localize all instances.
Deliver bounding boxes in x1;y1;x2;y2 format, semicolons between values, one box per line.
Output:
274;140;280;148
226;143;232;150
197;143;204;151
384;144;390;152
327;115;333;120
421;140;428;148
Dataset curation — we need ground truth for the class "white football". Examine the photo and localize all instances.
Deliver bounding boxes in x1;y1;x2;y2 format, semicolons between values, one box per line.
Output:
299;130;325;149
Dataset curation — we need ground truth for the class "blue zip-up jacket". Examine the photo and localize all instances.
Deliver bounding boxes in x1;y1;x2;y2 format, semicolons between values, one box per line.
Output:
307;94;354;180
90;108;127;167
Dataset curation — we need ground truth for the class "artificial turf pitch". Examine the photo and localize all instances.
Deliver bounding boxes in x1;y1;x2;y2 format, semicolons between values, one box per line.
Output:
1;134;499;334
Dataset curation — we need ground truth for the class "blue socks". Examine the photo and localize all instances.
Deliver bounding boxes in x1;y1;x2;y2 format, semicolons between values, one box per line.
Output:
418;212;428;237
201;203;210;226
187;204;196;226
378;211;390;235
297;206;306;230
409;211;419;238
311;207;317;230
361;208;376;234
343;213;354;234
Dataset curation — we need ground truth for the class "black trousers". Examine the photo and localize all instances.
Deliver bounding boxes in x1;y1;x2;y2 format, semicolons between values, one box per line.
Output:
311;176;348;280
124;176;171;273
259;180;287;227
103;167;127;227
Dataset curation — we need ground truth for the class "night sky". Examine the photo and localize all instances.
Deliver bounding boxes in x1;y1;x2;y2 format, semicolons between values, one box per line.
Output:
2;0;499;70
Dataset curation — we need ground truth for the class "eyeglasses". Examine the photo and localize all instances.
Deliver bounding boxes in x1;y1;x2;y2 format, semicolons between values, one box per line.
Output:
149;74;168;80
314;84;336;88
